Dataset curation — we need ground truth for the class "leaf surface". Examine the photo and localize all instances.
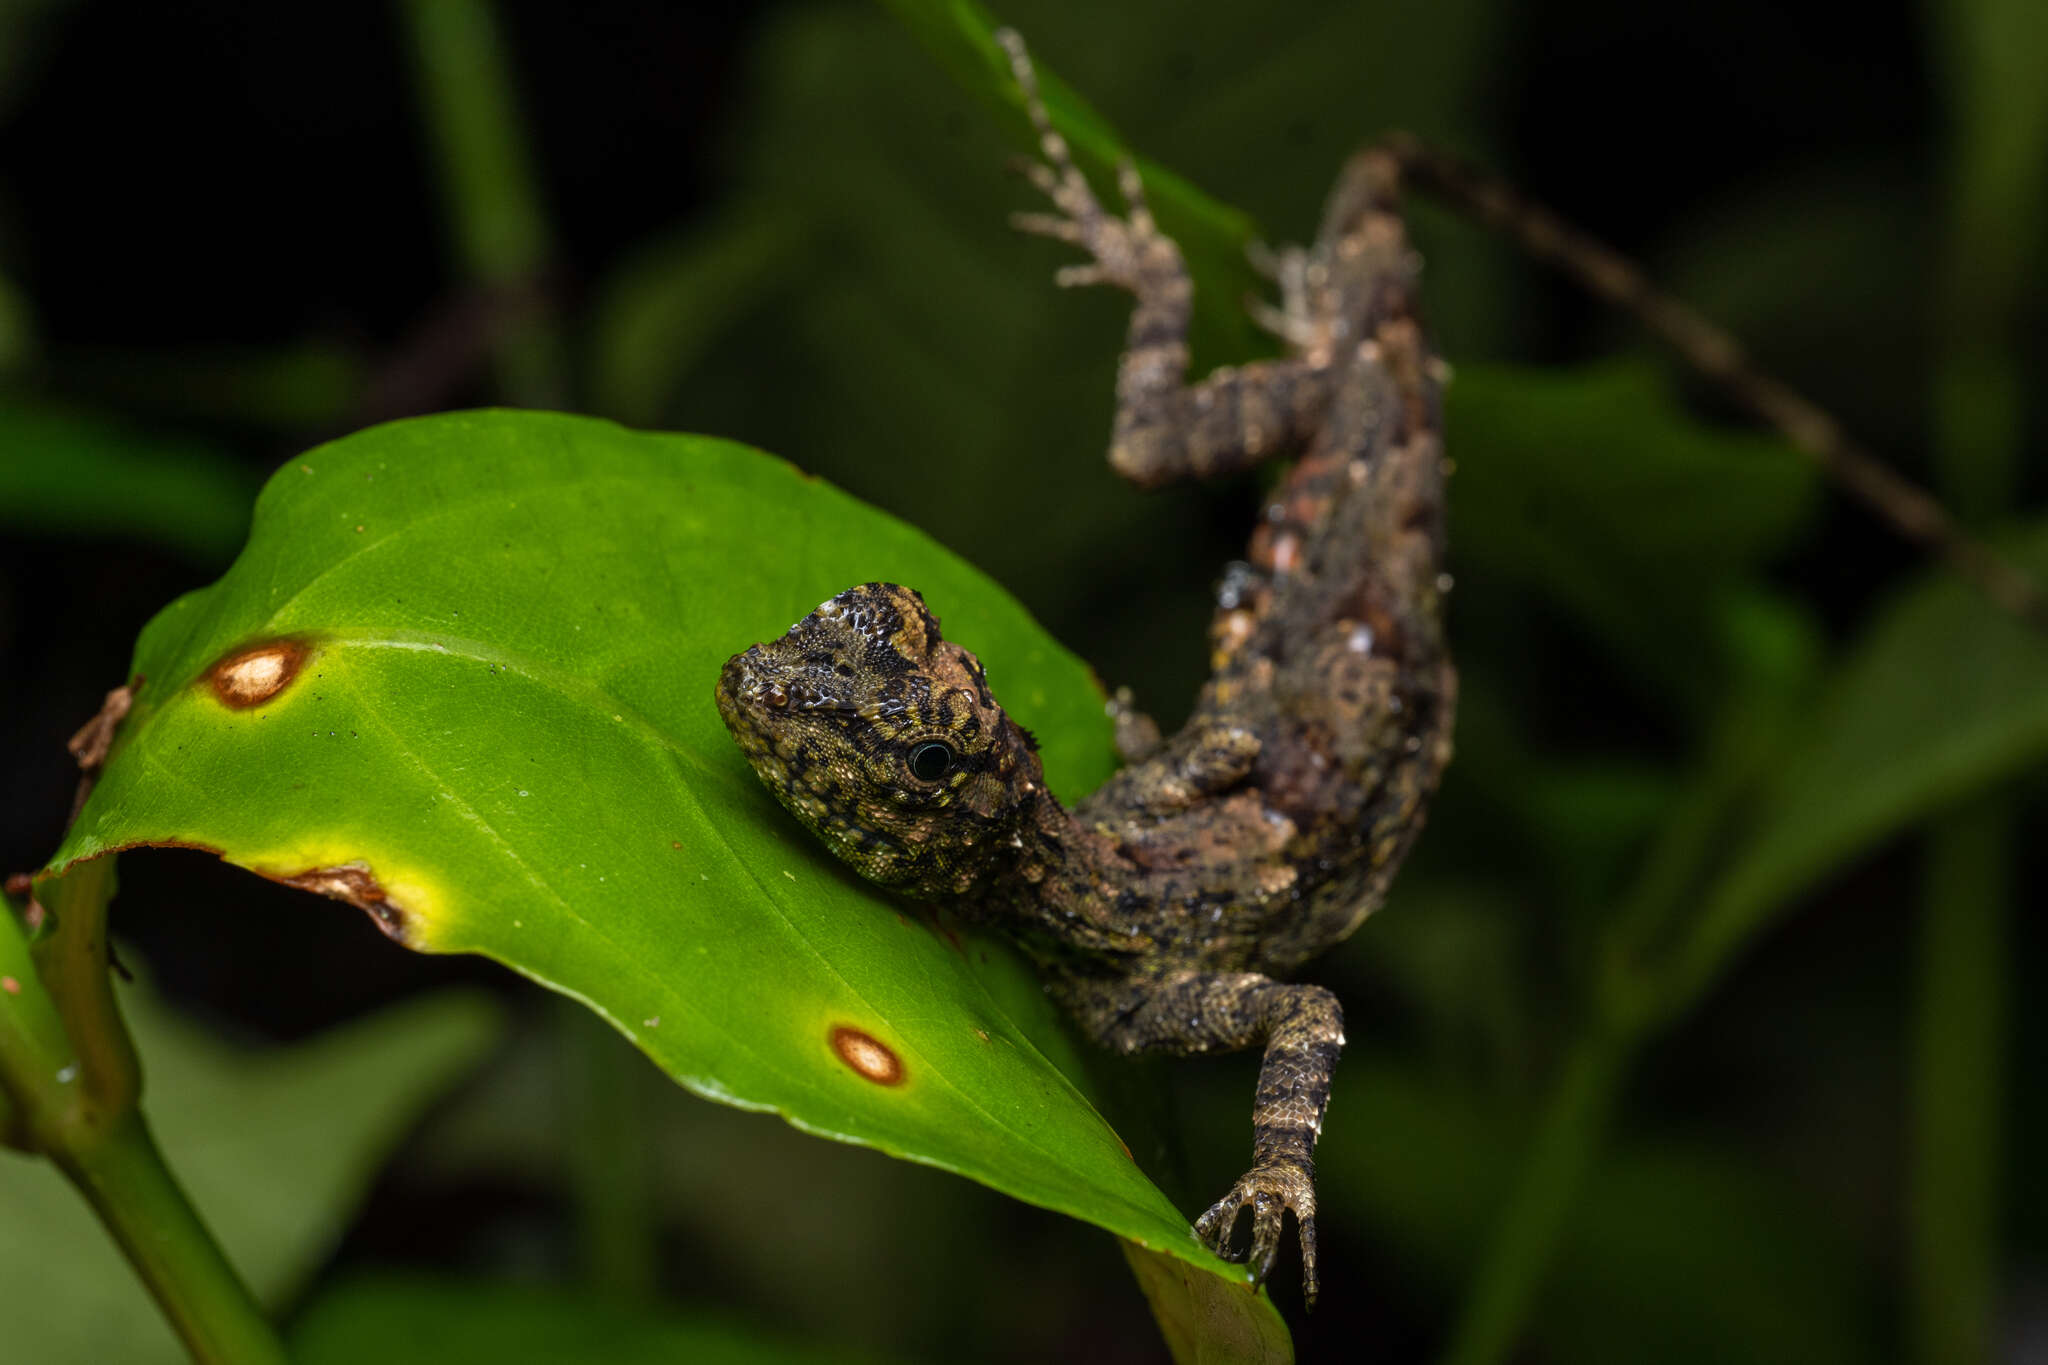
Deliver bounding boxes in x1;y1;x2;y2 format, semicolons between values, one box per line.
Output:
47;410;1279;1326
1672;523;2048;1003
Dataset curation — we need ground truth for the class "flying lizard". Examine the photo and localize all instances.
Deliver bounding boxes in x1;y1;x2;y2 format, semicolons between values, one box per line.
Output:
717;31;1453;1303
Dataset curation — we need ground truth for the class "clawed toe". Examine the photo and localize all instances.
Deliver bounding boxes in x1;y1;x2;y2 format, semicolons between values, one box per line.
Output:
1010;211;1087;246
997;26;1169;296
1194;1165;1321;1307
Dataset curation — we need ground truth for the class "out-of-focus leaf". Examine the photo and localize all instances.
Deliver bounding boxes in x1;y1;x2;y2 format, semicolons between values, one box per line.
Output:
586;200;814;425
46;411;1287;1352
879;0;1265;363
1669;522;2048;1011
1123;1244;1294;1365
1448;360;1818;711
291;1274;905;1365
0;977;500;1365
0;401;256;560
45;343;364;430
1660;167;1933;447
878;0;1519;361
1321;1058;1875;1365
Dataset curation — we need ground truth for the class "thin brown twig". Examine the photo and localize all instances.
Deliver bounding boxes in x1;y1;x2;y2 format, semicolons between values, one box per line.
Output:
1378;132;2048;636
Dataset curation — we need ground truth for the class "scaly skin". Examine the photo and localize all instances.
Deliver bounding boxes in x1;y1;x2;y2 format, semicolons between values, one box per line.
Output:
715;31;1454;1307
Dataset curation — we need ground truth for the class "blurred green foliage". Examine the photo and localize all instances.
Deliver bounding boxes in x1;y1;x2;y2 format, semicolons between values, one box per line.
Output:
1;0;2043;1362
0;975;499;1364
291;1274;907;1365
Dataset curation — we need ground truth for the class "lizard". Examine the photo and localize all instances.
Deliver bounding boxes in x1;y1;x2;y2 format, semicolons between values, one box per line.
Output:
714;28;1454;1305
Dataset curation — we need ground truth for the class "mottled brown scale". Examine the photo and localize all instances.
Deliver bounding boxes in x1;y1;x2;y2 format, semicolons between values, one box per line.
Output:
716;31;1453;1309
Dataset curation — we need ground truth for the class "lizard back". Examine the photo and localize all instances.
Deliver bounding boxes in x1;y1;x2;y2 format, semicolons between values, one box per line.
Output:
1072;148;1455;977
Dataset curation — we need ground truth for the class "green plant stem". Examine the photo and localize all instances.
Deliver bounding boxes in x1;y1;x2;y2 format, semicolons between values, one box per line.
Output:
57;1110;288;1365
0;890;77;1148
1438;1029;1629;1365
32;855;138;1114
1908;356;2018;1365
559;998;656;1301
1910;801;2006;1365
397;0;567;407
1446;641;1799;1365
3;863;284;1363
1908;0;2043;1349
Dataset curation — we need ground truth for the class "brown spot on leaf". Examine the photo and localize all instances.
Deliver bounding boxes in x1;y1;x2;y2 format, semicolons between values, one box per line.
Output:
207;640;312;709
829;1025;904;1086
278;861;411;943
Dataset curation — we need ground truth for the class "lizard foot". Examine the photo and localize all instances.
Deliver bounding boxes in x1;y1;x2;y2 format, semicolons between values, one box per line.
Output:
1194;1157;1320;1306
997;28;1181;296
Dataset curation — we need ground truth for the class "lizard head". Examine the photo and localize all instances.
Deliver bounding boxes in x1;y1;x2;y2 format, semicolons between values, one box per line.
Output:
715;583;1047;898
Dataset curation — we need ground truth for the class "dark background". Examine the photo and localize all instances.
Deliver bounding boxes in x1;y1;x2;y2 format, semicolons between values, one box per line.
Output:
2;1;2043;1362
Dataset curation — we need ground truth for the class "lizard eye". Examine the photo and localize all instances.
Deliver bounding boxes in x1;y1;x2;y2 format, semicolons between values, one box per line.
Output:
906;740;956;782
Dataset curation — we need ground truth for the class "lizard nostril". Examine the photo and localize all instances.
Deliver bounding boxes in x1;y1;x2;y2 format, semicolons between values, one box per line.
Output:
759;681;789;709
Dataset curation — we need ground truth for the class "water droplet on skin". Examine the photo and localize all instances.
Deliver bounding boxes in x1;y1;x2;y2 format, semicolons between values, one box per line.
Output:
56;1065;78;1085
517;790;529;797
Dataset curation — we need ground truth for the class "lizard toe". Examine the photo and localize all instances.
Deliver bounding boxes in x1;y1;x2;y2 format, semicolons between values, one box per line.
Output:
1196;1162;1318;1296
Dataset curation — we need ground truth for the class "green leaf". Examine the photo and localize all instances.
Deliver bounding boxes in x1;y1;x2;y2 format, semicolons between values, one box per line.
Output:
0;975;499;1365
0;401;256;561
47;410;1282;1331
1667;522;2048;1011
292;1274;906;1365
1320;1059;1875;1365
1447;360;1818;711
585;200;816;425
1122;1244;1295;1365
